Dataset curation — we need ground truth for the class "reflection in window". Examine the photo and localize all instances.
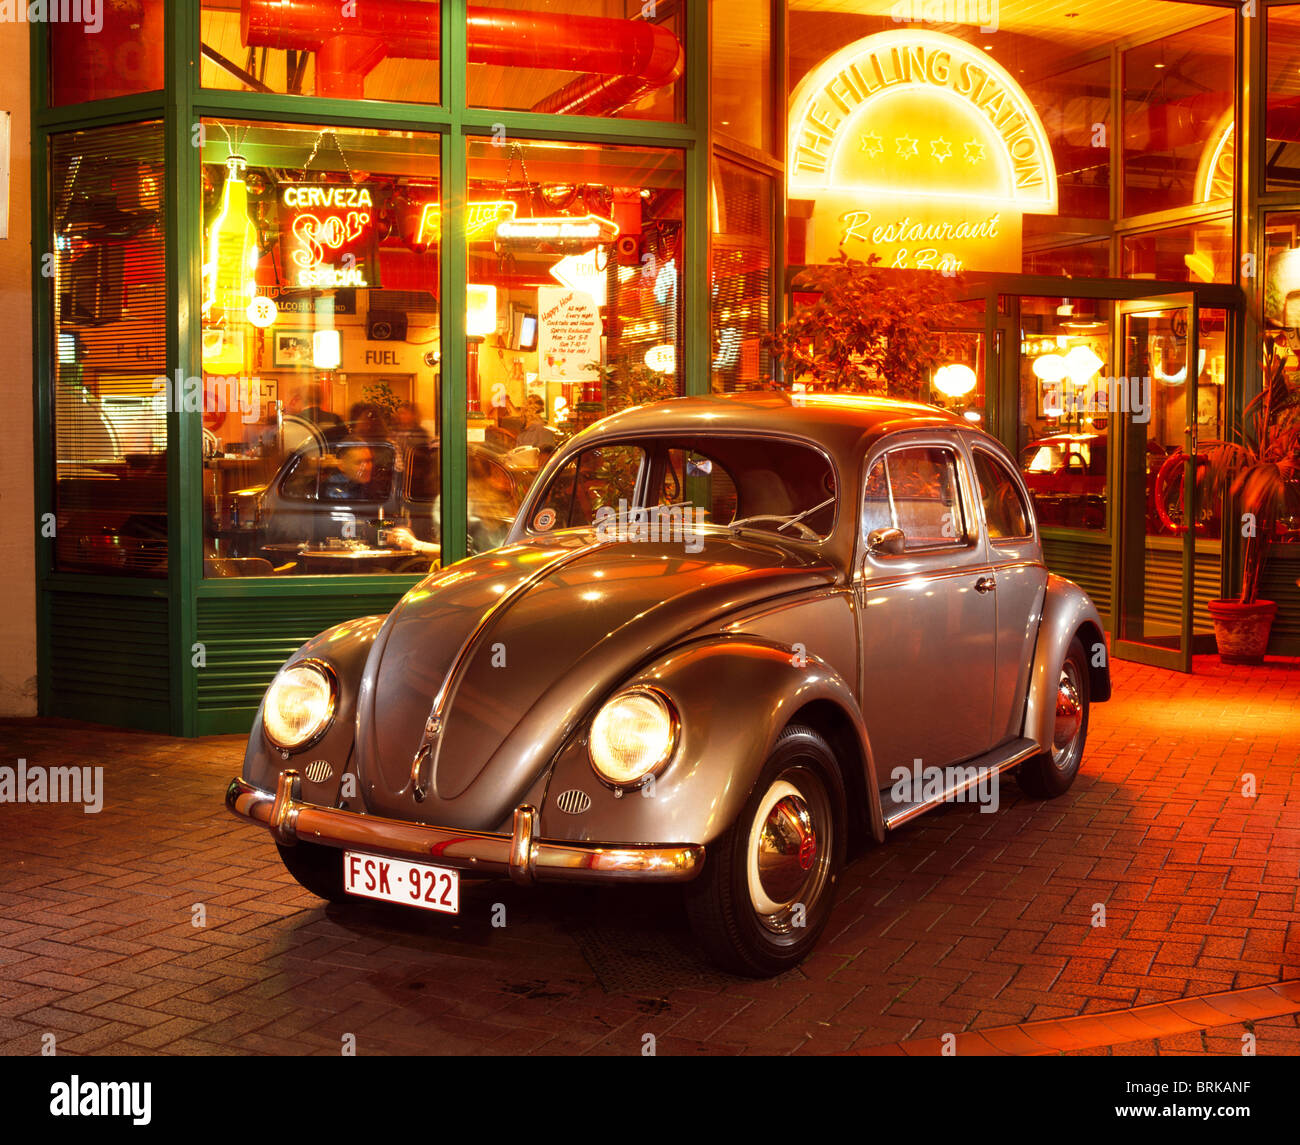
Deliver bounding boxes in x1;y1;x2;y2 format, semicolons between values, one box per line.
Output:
199;119;441;576
712;0;773;151
972;450;1032;540
711;158;773;392
1120;219;1233;283
464;138;685;539
201;0;440;102
1266;6;1300;193
1123;14;1233;217
865;448;966;550
51;122;168;576
1017;296;1112;532
467;1;684;121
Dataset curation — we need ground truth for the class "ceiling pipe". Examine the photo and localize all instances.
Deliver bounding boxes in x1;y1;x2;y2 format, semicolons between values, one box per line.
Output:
241;0;683;112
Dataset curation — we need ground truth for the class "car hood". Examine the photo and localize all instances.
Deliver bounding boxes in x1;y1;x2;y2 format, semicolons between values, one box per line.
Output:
352;530;837;828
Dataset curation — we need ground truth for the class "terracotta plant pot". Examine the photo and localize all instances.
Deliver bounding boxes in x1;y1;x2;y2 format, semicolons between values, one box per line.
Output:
1206;599;1278;665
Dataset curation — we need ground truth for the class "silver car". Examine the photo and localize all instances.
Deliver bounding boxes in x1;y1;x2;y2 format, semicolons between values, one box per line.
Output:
227;392;1110;976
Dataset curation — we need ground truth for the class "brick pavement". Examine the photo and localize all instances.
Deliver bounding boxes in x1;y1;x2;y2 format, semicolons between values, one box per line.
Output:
0;654;1297;1056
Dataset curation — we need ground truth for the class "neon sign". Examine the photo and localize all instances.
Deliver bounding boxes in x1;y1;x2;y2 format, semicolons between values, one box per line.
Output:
415;199;518;246
788;30;1056;272
279;182;380;291
496;214;618;246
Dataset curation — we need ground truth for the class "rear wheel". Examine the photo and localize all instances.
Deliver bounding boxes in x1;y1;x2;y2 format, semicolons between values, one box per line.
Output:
1017;636;1090;798
276;842;347;902
684;725;845;977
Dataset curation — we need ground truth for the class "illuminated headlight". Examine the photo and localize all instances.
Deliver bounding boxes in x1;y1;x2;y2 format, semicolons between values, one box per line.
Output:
589;687;678;787
263;660;337;751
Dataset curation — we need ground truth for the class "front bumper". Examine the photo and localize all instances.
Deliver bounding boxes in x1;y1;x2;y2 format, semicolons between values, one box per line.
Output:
225;771;704;885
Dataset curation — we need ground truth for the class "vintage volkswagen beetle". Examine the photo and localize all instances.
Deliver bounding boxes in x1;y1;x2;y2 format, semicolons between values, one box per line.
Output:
226;392;1110;976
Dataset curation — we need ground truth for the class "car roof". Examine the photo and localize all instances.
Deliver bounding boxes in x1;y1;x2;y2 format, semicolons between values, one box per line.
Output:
579;391;968;460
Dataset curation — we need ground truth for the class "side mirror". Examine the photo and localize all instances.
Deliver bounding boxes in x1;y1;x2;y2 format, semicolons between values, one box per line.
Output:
866;526;906;557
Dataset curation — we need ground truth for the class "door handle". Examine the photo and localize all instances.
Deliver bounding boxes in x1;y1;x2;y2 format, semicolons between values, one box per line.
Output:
974;576;996;593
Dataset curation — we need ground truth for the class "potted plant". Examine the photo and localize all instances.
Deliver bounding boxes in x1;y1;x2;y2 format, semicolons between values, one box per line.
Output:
1204;332;1300;663
761;252;968;398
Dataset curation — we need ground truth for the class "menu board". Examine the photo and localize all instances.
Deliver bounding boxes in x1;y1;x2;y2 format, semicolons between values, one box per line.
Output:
537;286;602;382
278;182;381;291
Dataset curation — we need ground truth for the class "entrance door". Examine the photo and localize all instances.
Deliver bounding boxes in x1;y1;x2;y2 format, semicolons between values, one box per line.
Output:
1113;294;1200;671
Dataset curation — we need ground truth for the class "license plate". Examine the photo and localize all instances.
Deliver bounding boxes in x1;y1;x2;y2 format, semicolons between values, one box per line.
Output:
343;850;459;914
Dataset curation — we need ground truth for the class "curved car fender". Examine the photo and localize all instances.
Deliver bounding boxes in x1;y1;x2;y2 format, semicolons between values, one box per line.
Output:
241;615;388;805
538;636;885;848
1023;575;1111;750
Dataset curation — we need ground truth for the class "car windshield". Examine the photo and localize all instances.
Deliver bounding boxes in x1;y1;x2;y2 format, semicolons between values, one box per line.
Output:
524;435;837;541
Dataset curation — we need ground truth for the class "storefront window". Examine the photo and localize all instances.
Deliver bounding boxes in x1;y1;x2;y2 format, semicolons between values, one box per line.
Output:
1024;57;1111;220
50;122;168;575
199;120;442;577
466;1;685;121
49;2;165;106
462;138;685;550
1266;6;1300;194
1122;14;1234;217
1018;296;1113;532
201;0;440;102
711;158;773;392
1023;239;1110;278
712;0;773;152
1120;219;1233;283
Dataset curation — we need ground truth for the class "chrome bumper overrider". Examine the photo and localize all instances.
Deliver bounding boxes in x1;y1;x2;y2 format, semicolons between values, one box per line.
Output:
225;771;704;885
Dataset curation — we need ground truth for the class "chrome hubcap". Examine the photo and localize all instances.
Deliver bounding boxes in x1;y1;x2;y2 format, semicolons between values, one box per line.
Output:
747;772;830;935
1052;665;1083;767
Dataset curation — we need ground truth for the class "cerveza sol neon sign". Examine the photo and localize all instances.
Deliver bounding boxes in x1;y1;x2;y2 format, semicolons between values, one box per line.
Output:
788;29;1056;272
279;182;380;290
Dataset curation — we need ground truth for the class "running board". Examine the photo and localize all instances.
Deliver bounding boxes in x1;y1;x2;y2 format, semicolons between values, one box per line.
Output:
880;738;1040;831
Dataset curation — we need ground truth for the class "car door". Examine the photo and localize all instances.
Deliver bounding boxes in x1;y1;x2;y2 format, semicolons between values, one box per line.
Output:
857;435;997;773
966;439;1048;746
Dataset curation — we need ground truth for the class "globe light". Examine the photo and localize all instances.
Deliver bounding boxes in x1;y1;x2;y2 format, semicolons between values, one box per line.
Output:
1032;354;1068;383
933;363;977;397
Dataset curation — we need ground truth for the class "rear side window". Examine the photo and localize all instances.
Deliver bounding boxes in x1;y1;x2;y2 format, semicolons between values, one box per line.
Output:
864;445;967;550
972;449;1032;540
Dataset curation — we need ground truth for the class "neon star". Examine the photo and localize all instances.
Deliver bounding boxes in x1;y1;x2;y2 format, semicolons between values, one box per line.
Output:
964;139;986;163
931;137;953;163
896;134;919;158
859;131;883;158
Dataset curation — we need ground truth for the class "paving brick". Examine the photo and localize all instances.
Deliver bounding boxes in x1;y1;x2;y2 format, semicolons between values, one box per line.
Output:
0;654;1297;1055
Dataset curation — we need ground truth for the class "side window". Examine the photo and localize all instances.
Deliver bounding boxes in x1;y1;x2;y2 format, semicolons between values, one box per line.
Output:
875;446;967;549
972;449;1032;540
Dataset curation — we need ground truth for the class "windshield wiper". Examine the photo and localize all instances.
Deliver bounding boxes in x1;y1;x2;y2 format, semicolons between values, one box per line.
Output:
776;495;835;532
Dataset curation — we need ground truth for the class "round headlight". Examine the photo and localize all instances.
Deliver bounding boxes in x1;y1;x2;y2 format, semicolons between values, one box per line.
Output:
263;660;336;751
589;688;678;787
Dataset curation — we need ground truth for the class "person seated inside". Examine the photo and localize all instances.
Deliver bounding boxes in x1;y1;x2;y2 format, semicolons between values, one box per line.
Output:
515;394;557;450
321;444;382;502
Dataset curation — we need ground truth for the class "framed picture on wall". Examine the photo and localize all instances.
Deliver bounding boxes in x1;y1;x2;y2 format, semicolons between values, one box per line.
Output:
273;330;313;367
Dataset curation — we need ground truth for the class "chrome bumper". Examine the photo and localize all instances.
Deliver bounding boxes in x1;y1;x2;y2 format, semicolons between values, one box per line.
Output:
225;771;704;885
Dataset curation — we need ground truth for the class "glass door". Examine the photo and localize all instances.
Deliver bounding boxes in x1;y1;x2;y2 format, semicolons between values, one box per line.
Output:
1113;294;1199;671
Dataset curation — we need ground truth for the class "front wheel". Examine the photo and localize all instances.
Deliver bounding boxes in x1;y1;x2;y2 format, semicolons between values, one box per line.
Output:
684;725;845;977
1017;635;1090;798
